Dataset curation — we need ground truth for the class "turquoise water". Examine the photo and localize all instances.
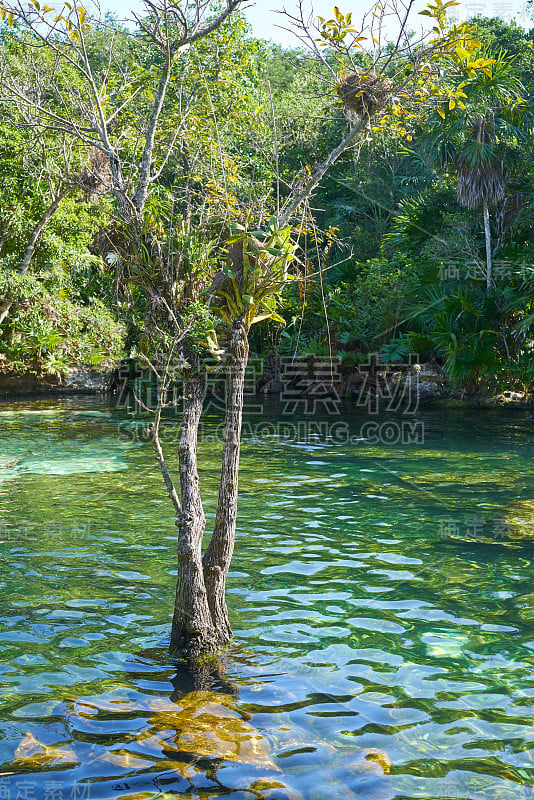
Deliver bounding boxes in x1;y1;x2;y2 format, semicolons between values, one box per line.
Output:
0;397;533;800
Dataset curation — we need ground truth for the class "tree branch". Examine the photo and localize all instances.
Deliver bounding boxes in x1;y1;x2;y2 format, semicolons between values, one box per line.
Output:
278;114;370;227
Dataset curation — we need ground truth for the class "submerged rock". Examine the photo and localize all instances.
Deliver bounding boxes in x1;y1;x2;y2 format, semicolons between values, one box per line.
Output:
116;794;156;800
249;779;305;799
116;795;186;800
97;750;155;771
362;748;392;774
139;690;277;768
69;689;392;797
72;689;277;772
14;732;78;767
0;436;129;484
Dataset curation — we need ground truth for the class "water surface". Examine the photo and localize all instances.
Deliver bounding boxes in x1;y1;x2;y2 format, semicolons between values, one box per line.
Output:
0;397;533;799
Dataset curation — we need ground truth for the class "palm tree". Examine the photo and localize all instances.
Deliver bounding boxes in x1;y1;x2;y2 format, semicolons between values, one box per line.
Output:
424;52;526;290
456;112;505;290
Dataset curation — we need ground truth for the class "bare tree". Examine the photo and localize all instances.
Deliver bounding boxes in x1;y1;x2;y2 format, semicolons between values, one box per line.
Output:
0;0;242;215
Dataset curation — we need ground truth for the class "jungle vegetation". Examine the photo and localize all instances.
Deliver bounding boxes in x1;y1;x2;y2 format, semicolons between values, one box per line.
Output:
0;8;532;393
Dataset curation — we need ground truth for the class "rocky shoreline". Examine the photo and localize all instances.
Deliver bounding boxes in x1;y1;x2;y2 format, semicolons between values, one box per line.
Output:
0;367;109;395
0;361;531;408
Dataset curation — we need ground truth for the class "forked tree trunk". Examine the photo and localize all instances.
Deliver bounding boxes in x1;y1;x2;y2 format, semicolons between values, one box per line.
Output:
170;369;218;657
203;320;249;642
169;324;249;656
483;201;492;291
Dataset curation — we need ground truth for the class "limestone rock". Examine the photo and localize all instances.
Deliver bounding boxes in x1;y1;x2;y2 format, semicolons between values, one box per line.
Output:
361;748;392;774
0;366;110;395
403;375;443;400
410;362;444;382
64;368;106;392
73;690;277;772
139;690;277;768
417;380;443;400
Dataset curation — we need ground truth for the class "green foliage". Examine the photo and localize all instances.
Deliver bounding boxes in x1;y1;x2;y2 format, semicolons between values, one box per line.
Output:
377;266;534;390
1;289;125;377
280;256;421;360
0;8;533;397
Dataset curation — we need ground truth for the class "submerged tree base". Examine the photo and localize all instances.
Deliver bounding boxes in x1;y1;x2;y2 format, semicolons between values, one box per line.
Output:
169;627;231;660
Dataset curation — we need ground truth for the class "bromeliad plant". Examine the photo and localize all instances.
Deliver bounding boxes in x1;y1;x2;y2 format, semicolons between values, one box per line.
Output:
213;214;294;332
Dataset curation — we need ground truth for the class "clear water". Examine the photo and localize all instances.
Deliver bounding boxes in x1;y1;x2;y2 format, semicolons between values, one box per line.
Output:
0;397;533;800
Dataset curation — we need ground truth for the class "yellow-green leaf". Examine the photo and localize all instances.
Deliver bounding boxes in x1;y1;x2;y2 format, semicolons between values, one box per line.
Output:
251;312;274;325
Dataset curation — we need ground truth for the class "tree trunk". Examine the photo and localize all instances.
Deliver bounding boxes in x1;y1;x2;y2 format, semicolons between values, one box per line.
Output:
170;368;218;657
0;296;12;327
203;320;249;642
0;187;71;326
483;201;492;291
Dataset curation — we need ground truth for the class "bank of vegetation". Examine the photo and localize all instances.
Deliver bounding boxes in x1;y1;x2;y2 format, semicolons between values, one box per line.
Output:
0;10;533;398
